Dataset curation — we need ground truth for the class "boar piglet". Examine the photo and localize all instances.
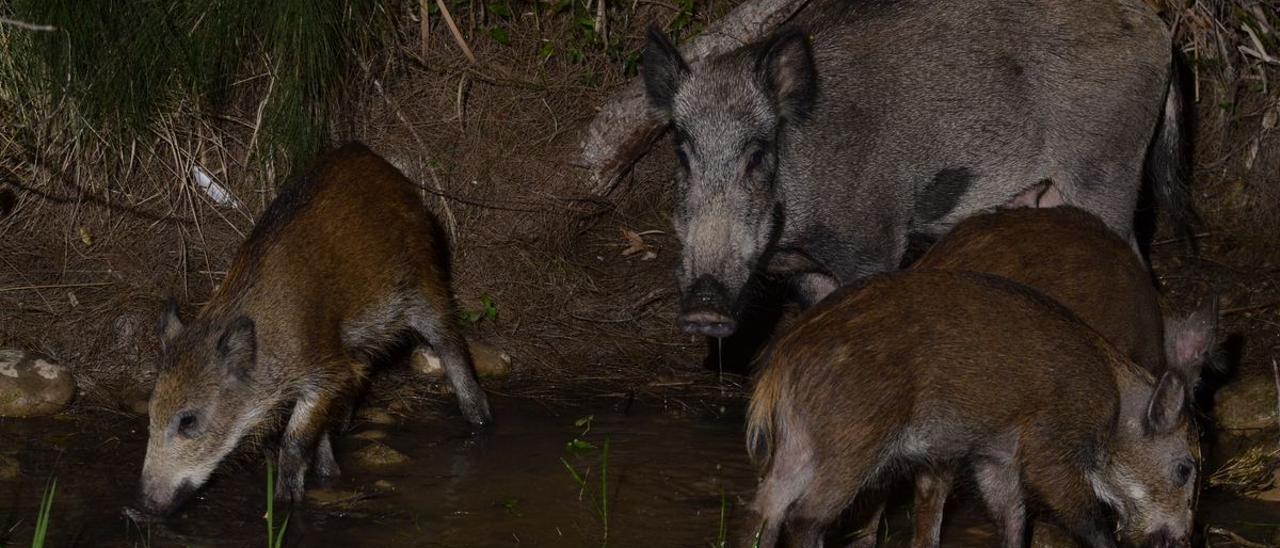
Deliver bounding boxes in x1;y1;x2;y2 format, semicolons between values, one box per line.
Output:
138;143;490;516
742;270;1198;548
898;191;1217;547
915;183;1217;381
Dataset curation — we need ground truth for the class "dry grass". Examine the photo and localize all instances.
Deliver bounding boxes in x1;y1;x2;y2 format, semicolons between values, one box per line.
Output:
1209;444;1280;494
0;1;733;408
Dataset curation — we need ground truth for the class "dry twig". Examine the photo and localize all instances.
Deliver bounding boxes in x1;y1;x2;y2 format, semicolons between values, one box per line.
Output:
0;16;55;32
434;0;478;65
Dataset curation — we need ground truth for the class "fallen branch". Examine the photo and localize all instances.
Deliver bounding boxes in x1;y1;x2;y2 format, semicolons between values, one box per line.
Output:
577;0;812;197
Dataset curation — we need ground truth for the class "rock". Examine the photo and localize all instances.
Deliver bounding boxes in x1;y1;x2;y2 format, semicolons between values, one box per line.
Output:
357;408;397;425
1215;373;1279;431
352;442;410;467
306;487;363;506
0;350;75;417
0;454;19;481
351;429;388;441
118;384;152;415
411;340;513;379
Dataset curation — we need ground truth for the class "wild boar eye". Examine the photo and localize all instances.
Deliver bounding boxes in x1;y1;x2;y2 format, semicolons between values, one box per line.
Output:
174;410;201;439
1174;460;1195;487
675;148;690;169
746;146;768;173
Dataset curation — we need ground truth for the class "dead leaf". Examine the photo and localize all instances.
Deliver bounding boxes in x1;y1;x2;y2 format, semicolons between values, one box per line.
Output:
78;226;93;247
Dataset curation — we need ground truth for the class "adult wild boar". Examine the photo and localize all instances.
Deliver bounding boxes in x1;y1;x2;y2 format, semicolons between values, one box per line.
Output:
642;0;1186;338
137;143;491;516
743;270;1201;548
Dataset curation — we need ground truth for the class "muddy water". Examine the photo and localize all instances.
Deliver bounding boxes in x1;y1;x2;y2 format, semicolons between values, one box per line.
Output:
0;396;755;547
1;396;1277;547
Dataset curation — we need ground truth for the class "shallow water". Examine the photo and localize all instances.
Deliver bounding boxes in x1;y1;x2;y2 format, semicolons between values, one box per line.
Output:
0;396;755;547
1;396;1277;547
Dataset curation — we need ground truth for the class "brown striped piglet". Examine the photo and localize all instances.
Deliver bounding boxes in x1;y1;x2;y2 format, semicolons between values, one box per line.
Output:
137;143;490;517
742;270;1200;548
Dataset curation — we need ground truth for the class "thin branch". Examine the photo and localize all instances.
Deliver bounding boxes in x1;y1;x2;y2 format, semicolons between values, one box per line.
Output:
1272;355;1280;449
0;16;56;32
0;282;112;293
434;0;478;65
1221;300;1280;316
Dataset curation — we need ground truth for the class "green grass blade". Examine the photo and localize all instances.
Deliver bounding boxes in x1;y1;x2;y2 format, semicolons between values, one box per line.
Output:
31;477;56;548
266;462;275;548
559;457;586;490
273;515;289;548
600;438;609;546
715;491;728;548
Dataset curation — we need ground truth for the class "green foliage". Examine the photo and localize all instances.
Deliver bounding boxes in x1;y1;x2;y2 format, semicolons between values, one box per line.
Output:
559;414;612;545
710;491;728;548
265;462;289;548
460;295;498;326
30;477;56;548
0;0;400;174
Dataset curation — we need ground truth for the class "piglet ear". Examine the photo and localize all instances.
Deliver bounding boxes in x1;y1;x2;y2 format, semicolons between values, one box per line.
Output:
217;316;257;380
1164;298;1218;388
642;26;690;121
158;297;184;348
755;29;818;123
1145;371;1187;435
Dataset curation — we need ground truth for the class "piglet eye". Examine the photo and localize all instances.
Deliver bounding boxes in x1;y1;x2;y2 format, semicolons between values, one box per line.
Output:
174;410;200;439
1174;460;1195;487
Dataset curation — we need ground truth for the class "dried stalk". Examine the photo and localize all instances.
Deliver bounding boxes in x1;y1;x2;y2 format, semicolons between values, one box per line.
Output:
434;0;478;65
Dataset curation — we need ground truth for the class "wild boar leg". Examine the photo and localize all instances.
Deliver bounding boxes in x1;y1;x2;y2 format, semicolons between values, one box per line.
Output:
911;469;954;548
314;432;340;478
973;459;1027;548
277;386;342;501
1021;450;1117;548
408;306;492;426
784;516;825;548
845;502;884;548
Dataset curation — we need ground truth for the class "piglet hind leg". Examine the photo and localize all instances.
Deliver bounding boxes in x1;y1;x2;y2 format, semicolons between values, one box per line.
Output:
910;469;955;548
973;459;1029;548
407;305;492;426
313;431;340;479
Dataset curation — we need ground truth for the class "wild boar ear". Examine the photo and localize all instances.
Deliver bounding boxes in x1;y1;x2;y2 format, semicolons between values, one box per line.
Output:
1003;179;1064;209
1164;297;1218;388
642;26;690;120
217;316;257;380
756;29;818;123
158;297;184;347
1145;371;1187;435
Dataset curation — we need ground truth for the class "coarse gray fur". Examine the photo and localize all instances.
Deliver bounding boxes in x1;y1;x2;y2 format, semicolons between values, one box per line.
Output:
643;0;1181;332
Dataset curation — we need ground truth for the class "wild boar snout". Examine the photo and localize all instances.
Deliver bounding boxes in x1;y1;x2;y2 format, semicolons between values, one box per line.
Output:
137;471;195;517
678;275;737;337
1143;527;1189;548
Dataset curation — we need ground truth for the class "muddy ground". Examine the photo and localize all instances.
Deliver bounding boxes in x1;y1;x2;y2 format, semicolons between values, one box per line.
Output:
1;2;1279;546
